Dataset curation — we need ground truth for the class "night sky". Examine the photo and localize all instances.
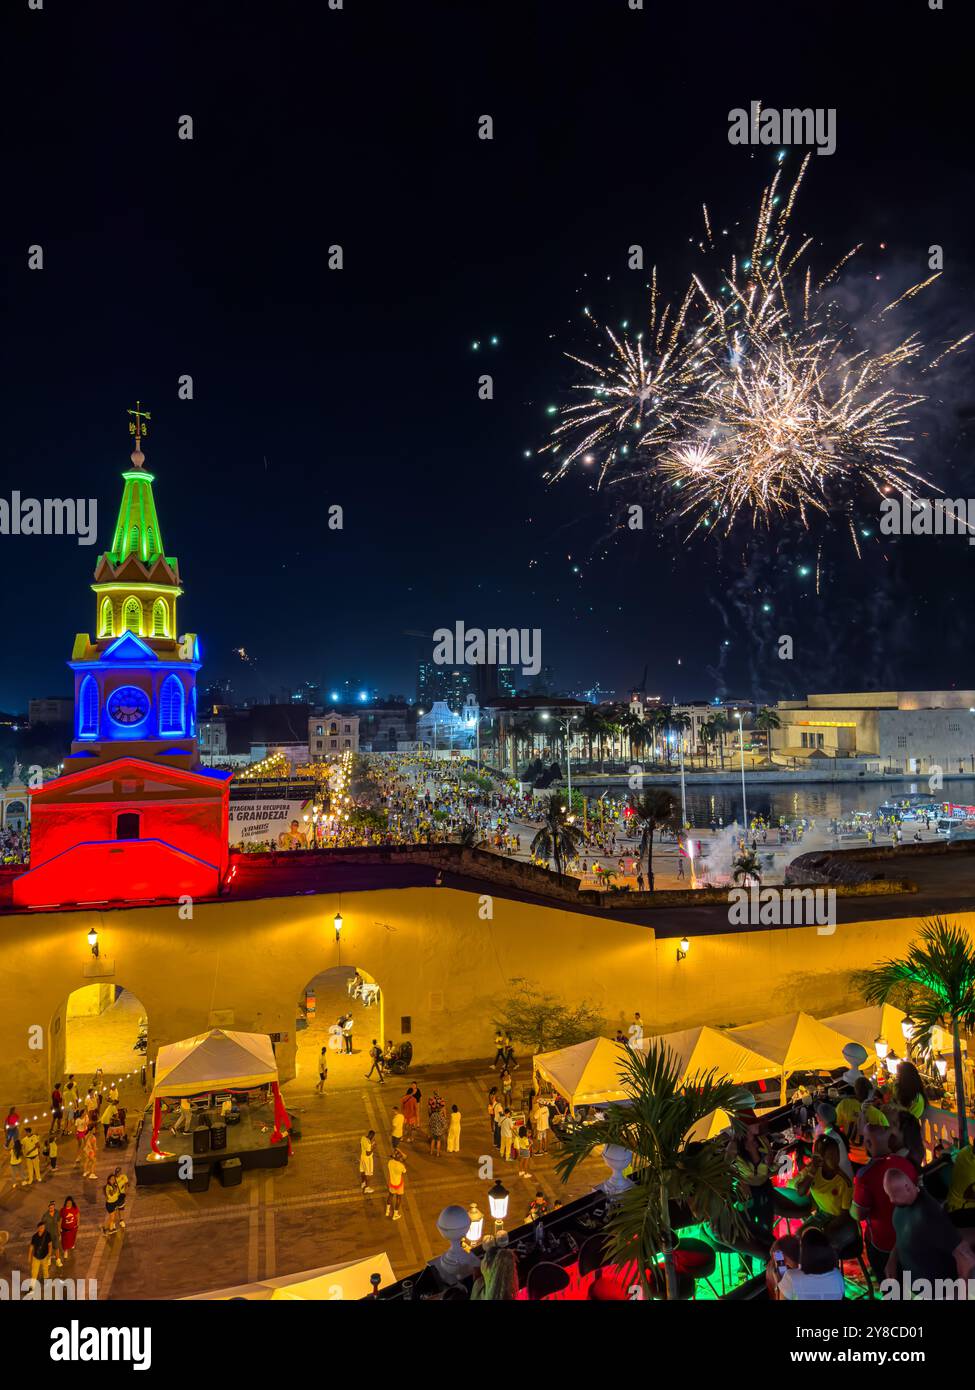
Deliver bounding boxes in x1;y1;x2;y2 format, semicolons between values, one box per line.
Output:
1;0;971;712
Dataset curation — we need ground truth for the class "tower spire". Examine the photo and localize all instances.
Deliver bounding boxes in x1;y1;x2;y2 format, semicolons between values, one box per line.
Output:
127;400;151;468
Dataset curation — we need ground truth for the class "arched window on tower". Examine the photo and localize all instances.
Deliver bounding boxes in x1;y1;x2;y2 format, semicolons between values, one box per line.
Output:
189;687;197;736
152;599;168;637
146;526;155;557
100;598;114;637
129;524;140;556
122;597;142;633
159;674;185;736
78;675;99;738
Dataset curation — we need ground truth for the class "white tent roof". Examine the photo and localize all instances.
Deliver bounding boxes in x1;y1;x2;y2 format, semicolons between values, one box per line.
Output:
724;1011;857;1076
820;1004;904;1059
533;1037;632;1111
153;1028;279;1098
185;1251;396;1301
643;1025;779;1086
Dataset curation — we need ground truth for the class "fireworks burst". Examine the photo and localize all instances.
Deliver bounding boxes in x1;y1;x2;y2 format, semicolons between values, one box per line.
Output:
545;155;970;543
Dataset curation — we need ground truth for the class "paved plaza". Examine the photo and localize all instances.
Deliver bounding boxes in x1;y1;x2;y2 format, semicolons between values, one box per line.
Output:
1;1046;603;1301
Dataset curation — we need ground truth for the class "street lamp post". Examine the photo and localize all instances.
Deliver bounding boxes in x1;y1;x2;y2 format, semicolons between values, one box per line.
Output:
733;708;748;829
542;712;576;802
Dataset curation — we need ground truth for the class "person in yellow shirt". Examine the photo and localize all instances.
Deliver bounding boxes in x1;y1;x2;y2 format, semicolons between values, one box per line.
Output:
794;1136;853;1220
385;1147;406;1221
945;1144;975;1216
21;1127;42;1186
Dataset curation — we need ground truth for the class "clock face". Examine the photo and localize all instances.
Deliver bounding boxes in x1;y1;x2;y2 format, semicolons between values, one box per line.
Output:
107;685;151;727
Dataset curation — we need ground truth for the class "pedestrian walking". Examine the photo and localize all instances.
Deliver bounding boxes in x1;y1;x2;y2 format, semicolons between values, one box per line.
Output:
365;1039;385;1083
82;1127;98;1180
391;1105;405;1148
500;1109;515;1162
500;1067;513;1109
50;1084;63;1138
21;1127;42;1186
8;1138;24;1186
359;1130;376;1193
533;1098;550;1155
103;1171;121;1235
447;1104;461;1153
4;1103;20;1149
63;1077;77;1115
517;1126;533;1177
342;1015;354;1054
316;1048;328;1093
114;1168;129;1230
401;1086;419;1142
42;1201;64;1269
385;1147;406;1220
28;1220;54;1285
492;1029;506;1067
74;1109;88;1161
170;1096;193;1135
59;1197;80;1259
44;1131;58;1178
428;1092;447;1156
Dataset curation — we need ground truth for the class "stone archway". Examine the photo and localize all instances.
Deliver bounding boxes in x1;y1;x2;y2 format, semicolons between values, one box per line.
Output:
290;965;385;1092
53;984;148;1099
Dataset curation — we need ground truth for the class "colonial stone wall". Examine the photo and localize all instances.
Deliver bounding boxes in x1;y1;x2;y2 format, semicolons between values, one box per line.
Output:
0;882;970;1102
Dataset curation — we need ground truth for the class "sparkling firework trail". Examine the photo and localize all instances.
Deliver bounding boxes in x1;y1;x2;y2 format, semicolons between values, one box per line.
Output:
545;156;969;543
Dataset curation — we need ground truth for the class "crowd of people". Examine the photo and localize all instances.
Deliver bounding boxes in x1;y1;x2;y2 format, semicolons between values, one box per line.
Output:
5;1070;132;1286
725;1060;975;1300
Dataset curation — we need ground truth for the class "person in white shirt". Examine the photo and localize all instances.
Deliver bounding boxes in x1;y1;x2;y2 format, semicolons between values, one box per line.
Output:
775;1228;845;1301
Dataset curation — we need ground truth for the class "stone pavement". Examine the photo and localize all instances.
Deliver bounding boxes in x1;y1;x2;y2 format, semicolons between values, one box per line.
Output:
0;1056;604;1300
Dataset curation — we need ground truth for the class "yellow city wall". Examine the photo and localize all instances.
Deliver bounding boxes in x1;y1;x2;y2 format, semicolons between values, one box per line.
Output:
1;885;967;1101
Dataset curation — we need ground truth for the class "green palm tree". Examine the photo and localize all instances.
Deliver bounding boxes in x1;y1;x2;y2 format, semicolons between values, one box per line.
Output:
555;1041;753;1299
700;716;717;769
632;788;679;887
711;712;730;770
529;792;584;881
579;709;602;768
853;916;975;1145
731;845;761;887
754;707;781;761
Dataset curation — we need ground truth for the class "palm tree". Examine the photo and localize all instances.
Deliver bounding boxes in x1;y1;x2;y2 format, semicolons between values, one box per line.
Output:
647;708;668;765
671;711;693;766
711;712;730;770
631;788;679;887
853;917;975;1146
556;1041;753;1299
754;707;781;762
731;845;761;887
579;709;603;769
700;716;716;769
529;792;584;881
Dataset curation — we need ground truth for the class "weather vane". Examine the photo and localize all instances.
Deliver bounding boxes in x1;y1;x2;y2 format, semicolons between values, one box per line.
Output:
127;400;151;444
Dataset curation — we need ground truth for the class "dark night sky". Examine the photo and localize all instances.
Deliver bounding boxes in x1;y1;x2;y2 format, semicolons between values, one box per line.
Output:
1;0;971;711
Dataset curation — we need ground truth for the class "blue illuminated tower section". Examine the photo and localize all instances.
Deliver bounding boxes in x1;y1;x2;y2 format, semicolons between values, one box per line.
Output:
64;409;202;773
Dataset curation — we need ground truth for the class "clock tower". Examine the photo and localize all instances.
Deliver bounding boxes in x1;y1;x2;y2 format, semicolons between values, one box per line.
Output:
64;405;201;773
14;409;232;909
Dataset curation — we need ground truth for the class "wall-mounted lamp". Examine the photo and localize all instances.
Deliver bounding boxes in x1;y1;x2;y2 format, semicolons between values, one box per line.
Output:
676;936;690;963
87;926;99;959
333;911;343;942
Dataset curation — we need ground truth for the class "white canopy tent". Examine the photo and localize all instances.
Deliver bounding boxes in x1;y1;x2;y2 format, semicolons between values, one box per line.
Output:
641;1025;779;1087
724;1011;859;1105
533;1037;632;1113
152;1028;279;1098
185;1251;396;1301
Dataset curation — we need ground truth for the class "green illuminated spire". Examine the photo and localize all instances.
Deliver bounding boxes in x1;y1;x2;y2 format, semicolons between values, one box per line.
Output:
108;402;164;563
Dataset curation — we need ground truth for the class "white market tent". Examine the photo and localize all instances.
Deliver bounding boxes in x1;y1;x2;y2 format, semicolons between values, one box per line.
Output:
724;1011;859;1105
533;1037;632;1113
185;1251;396;1301
641;1025;779;1087
820;1004;905;1056
152;1028;279;1098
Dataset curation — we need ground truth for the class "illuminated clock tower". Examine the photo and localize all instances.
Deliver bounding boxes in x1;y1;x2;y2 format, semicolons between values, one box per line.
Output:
64;403;201;773
14;407;231;909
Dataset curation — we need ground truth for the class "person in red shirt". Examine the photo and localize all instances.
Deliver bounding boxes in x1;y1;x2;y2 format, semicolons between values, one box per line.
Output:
4;1106;20;1148
851;1124;917;1283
